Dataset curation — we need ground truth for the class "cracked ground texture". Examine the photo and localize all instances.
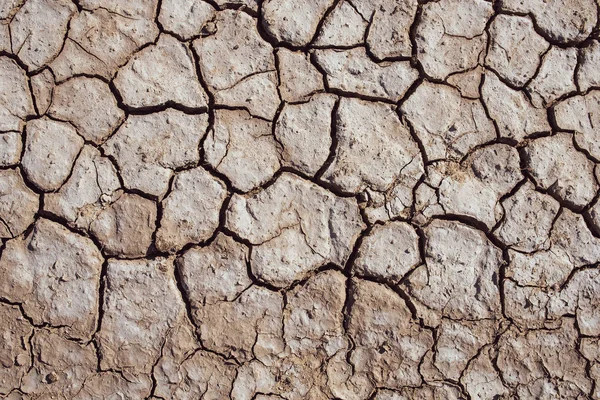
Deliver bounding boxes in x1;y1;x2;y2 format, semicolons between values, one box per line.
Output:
2;0;600;400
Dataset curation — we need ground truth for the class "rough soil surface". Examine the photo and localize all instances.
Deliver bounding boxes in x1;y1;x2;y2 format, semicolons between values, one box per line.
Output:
1;0;600;399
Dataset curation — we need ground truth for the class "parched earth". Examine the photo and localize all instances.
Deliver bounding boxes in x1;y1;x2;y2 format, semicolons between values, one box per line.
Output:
1;0;600;399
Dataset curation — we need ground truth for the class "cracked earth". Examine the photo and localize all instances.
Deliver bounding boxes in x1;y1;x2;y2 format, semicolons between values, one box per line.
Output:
1;0;600;399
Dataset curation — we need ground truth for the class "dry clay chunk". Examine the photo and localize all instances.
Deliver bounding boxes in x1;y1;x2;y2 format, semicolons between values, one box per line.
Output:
21;117;84;192
0;303;32;396
43;145;121;230
578;40;600;91
523;132;597;209
193;10;274;92
323;98;423;193
526;46;577;107
261;0;334;46
177;233;251;306
155;167;227;253
90;193;157;258
50;5;159;80
401;81;496;162
0;218;102;340
0;57;34;132
497;320;592;397
114;35;208;110
275;94;336;176
313;1;367;47
0;132;21;167
30;68;54;115
486;15;549;87
554;90;600;161
353;221;420;282
500;0;597;44
226;173;365;287
0;169;38;239
158;0;215;40
9;0;76;70
194;285;284;363
98;257;188;376
482;72;550;142
104;109;208;198
213;71;280;120
403;219;502;327
48;77;124;144
277;49;324;102
432;144;523;229
20;330;150;399
416;0;492;80
495;181;560;252
348;279;433;388
350;0;418;59
313;48;418;102
204;109;280;192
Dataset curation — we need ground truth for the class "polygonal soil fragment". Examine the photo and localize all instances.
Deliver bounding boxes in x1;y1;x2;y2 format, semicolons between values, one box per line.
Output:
401;81;496;162
373;384;464;400
90;192;157;258
526;46;577;107
20;329;97;398
430;144;523;229
193;10;274;92
226;173;365;287
494;181;560;252
114;34;208;110
313;1;367;48
50;5;159;80
29;68;54;115
353;221;420;282
158;0;216;40
416;0;492;80
497;320;592;397
276;48;324;103
550;269;600;336
43;145;121;230
0;169;38;239
500;0;597;44
22;117;83;192
213;71;280;120
204;109;280;192
461;345;510;399
422;319;499;382
322;97;423;194
554;90;600;161
155;167;227;253
348;278;433;388
103;109;208;198
261;0;334;46
0;132;21;167
177;233;251;306
486;15;549;87
98;257;189;376
194;285;284;363
154;348;236;399
0;303;32;396
351;0;418;60
481;72;550;142
0;57;35;132
402;219;502;326
523;132;597;209
275;94;336;176
0;218;102;340
578;40;600;91
9;0;76;70
313;48;418;102
48;76;125;144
